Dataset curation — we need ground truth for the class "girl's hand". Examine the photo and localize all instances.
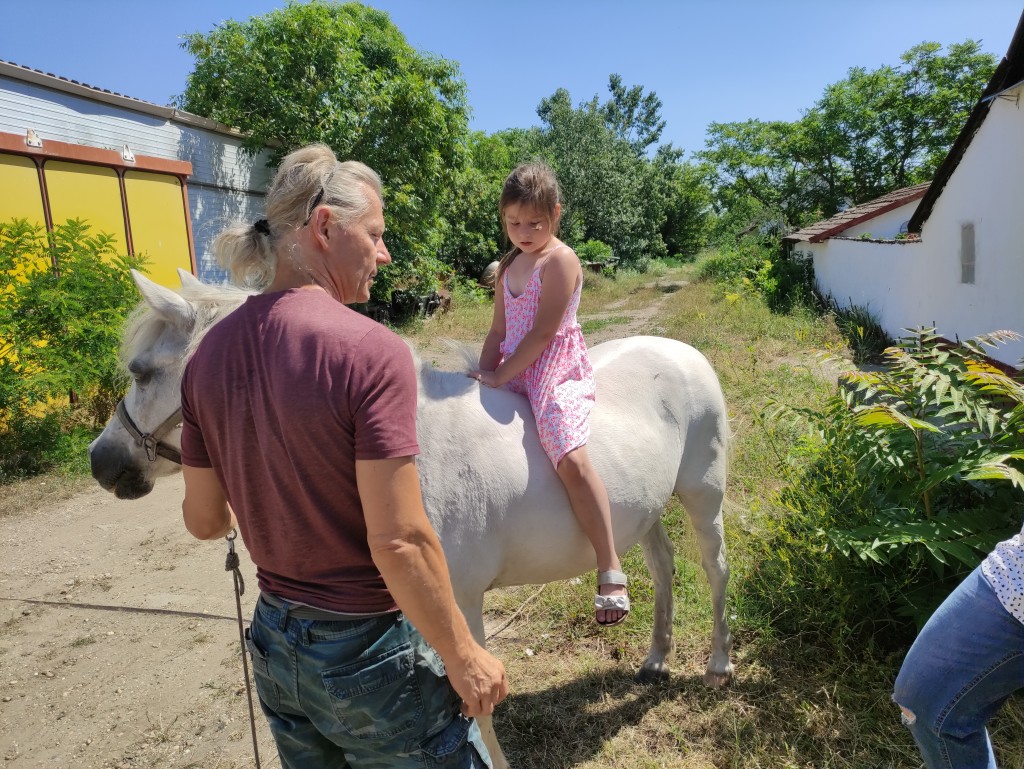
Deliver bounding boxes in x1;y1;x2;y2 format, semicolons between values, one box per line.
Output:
469;370;502;388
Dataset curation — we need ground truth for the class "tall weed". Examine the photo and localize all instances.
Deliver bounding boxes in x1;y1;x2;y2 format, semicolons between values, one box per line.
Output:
743;329;1024;648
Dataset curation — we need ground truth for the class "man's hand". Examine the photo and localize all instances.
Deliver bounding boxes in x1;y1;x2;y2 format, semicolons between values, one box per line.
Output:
446;644;509;717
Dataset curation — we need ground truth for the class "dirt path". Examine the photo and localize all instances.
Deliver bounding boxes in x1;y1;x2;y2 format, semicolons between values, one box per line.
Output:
0;270;695;769
0;474;277;768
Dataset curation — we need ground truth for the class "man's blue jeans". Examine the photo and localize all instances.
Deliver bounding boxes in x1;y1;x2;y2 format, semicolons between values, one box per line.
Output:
893;566;1024;769
244;594;492;768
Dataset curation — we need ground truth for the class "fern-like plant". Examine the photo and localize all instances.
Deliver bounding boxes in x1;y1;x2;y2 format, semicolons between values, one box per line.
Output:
747;329;1024;646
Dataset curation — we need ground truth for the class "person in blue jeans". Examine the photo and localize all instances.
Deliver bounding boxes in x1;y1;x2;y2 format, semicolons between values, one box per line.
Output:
894;522;1024;769
179;144;508;767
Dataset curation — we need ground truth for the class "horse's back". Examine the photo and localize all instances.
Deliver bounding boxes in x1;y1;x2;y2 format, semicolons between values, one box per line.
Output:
416;335;727;590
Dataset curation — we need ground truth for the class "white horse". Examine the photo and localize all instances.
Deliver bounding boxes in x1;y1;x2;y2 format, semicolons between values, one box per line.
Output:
89;269;734;769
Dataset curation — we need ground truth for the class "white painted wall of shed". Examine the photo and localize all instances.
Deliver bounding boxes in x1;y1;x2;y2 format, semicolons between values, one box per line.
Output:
0;75;273;283
916;84;1024;367
806;84;1024;367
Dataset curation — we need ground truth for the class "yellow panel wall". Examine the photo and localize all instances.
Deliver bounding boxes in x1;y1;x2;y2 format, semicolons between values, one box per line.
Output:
0;153;46;228
124;171;191;287
44;160;126;253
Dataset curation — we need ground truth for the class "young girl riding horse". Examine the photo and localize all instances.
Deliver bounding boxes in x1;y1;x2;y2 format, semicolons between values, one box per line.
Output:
471;163;629;626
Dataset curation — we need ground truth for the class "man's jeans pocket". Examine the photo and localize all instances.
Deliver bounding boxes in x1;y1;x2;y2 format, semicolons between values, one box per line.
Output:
244;626;281;711
420;713;491;767
322;643;423;739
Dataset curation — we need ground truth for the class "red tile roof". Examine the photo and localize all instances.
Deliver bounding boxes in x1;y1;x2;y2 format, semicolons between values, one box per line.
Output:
784;183;931;243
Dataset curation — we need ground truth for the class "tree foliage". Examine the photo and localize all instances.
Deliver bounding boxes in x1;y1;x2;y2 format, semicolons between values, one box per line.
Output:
177;0;470;296
0;219;146;480
700;40;998;238
0;220;145;426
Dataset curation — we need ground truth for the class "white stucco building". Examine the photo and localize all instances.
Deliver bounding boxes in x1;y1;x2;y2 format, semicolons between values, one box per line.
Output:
785;12;1024;368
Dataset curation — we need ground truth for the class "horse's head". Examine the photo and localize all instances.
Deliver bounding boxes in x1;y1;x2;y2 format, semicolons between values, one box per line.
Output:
89;269;246;499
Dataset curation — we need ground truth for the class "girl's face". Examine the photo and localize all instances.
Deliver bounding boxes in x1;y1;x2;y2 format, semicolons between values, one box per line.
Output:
503;201;560;255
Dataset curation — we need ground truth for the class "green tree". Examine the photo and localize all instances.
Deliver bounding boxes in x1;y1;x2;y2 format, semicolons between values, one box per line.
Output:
653;149;714;257
699;119;813;233
177;0;470;296
1;219;145;431
701;40;998;235
536;88;665;267
602;73;666;156
436;131;515;279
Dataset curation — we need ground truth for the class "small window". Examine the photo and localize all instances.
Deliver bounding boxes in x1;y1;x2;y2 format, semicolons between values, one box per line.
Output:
960;223;975;284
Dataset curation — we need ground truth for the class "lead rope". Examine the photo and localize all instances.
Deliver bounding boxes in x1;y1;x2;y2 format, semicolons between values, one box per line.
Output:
225;529;262;769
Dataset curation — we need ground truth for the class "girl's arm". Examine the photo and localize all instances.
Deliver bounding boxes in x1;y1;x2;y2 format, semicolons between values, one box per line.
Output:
478;281;507;372
482;247;578;387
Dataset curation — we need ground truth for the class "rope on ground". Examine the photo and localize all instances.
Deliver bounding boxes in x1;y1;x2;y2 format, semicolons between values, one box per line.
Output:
486;584;546;642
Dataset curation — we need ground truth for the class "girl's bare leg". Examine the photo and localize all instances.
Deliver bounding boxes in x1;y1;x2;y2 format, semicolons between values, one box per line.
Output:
556;445;627;624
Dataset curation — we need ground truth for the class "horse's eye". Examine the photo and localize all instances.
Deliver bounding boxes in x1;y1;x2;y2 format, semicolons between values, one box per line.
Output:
128;363;151;385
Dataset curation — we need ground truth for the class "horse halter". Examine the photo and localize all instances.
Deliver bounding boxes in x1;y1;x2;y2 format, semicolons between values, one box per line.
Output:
115;400;183;465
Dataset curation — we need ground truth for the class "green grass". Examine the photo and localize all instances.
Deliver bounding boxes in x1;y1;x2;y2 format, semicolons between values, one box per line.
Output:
580;316;631;335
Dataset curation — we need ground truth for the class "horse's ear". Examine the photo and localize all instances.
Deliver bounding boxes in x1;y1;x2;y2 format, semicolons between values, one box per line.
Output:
177;268;203;291
132;269;195;331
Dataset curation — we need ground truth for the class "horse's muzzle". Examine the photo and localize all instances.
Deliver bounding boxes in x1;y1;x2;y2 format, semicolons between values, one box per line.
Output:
89;441;155;499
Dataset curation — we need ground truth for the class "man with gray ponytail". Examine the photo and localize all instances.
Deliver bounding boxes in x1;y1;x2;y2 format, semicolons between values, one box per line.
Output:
178;144;506;767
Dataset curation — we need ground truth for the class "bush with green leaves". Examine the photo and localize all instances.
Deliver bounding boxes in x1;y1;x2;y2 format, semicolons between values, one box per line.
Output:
742;329;1024;651
0;218;146;480
825;299;892;364
575;239;613;263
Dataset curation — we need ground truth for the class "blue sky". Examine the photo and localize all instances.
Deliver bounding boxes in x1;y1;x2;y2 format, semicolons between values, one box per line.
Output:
2;1;1021;159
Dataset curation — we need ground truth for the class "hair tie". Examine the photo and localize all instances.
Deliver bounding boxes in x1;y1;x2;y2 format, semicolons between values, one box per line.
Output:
254;218;271;236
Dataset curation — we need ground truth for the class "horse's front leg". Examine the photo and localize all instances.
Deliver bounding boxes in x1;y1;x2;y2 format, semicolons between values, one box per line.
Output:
458;592;511;769
636;519;674;683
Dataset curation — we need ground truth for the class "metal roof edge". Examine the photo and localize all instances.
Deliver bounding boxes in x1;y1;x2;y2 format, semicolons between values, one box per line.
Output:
0;60;248;141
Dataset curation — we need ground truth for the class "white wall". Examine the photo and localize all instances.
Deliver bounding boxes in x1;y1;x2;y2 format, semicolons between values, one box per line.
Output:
807;84;1024;368
916;84;1024;367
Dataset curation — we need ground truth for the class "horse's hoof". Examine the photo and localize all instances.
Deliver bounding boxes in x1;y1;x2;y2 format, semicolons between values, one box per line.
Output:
635;665;670;684
702;668;733;689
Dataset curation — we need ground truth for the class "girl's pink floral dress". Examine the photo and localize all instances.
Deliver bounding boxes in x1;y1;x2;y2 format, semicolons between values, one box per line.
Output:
500;264;595;467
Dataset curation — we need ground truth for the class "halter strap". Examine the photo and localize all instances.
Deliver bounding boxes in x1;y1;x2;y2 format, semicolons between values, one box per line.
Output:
115;400;183;465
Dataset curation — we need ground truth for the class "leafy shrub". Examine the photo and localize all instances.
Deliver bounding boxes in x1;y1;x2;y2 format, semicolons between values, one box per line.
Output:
742;329;1024;651
576;239;614;263
0;218;146;480
695;242;767;284
826;300;892;364
748;249;816;312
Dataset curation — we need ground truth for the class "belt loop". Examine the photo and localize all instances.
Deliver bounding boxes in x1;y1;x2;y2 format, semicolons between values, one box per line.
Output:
277;601;291;632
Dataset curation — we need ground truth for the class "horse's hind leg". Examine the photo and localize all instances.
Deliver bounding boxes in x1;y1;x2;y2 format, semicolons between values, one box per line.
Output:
678;485;734;688
458;591;511;769
636;519;675;683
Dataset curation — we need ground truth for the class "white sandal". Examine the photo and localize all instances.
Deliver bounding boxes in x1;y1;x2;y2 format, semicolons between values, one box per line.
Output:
595;569;630;626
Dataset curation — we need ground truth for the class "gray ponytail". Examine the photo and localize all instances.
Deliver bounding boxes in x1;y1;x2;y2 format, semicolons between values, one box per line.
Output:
213;144;382;289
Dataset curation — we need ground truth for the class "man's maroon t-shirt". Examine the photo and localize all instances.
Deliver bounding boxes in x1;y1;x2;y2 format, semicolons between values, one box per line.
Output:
180;288;420;613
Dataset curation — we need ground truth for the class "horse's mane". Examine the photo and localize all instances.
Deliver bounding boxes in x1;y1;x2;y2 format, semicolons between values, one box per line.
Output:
408;340;482;401
119;280;252;371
